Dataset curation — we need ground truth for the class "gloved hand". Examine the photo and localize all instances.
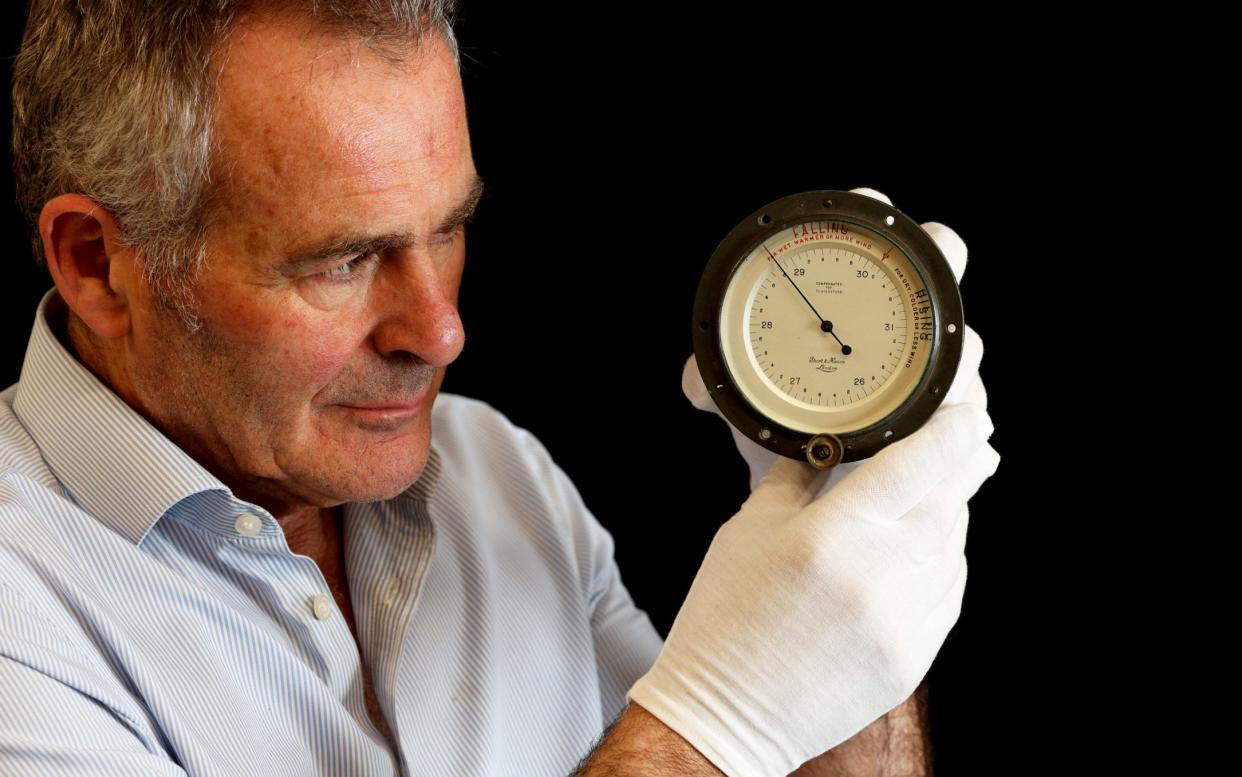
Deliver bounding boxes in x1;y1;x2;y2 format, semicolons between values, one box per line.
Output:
681;186;988;491
626;400;1000;776
629;187;1001;776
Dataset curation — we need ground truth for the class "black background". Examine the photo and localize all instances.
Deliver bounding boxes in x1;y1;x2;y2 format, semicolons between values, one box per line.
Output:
0;4;1087;774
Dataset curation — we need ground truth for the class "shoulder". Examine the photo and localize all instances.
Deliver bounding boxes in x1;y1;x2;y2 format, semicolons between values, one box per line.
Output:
0;383;62;490
428;391;606;587
0;384;79;565
0;384;133;638
0;382;81;548
431;390;543;445
0;398;144;725
430;391;564;485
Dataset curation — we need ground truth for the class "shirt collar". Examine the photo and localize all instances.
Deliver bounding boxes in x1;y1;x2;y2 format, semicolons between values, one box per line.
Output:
11;287;443;545
12;288;230;545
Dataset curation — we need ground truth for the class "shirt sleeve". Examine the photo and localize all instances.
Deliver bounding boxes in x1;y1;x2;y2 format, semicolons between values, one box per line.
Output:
0;656;187;775
0;580;186;775
584;508;666;726
513;425;665;727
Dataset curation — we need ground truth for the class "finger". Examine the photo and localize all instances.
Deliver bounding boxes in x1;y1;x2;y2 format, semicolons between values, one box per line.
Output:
943;370;987;413
904;495;969;569
746;455;833;516
826;403;994;526
903;435;995;556
897;437;996;562
919;554;969;661
918;437;1000;523
726;422;783;493
905;511;969;615
682;353;715;413
896;552;969;691
920;221;968;284
810;456;869;502
849;186;893;206
944;503;969;560
683;352;790;492
942;323;985;409
881;551;960;692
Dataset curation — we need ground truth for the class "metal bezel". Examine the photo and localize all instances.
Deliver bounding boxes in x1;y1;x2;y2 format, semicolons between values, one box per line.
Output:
691;189;964;465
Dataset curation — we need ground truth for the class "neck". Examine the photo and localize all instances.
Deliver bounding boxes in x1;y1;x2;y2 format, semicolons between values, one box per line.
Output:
281;504;344;565
61;302;339;531
64;307;141;416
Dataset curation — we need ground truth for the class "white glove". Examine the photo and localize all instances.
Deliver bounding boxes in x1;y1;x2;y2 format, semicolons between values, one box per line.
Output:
683;186;987;492
628;188;1001;776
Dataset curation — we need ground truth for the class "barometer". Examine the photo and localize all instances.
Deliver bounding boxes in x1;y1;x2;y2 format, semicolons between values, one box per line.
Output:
690;189;963;470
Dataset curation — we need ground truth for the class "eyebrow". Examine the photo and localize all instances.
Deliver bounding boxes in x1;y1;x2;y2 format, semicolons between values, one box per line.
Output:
277;173;485;276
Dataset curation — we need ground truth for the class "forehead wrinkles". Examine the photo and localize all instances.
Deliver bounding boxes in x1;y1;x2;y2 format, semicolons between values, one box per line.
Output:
209;18;464;253
317;45;469;194
214;59;413;206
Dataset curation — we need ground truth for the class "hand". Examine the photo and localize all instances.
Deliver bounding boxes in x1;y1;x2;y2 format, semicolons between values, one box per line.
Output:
628;401;999;776
681;186;988;491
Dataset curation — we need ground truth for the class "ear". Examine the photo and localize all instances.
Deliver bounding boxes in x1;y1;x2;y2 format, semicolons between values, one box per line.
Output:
38;194;136;340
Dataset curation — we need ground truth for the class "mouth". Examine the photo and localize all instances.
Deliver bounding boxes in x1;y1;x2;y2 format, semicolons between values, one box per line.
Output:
343;402;422;412
334;392;429;430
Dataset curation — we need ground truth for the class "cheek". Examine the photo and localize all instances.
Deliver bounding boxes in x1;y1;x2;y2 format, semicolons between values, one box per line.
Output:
277;316;358;390
218;303;359;394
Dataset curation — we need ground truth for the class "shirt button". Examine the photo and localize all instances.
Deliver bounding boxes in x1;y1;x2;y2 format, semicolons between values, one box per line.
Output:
382;576;401;606
234;512;262;537
311;594;333;620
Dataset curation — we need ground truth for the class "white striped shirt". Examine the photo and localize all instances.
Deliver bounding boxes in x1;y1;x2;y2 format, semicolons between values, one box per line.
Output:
0;288;665;776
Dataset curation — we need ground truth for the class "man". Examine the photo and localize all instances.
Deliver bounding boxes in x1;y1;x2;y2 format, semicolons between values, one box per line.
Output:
1;2;997;775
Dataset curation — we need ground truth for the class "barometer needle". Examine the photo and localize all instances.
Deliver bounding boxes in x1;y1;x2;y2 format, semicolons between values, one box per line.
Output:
761;243;851;354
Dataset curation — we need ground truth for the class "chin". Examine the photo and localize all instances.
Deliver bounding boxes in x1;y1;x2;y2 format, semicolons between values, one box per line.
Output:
307;416;431;501
343;455;428;503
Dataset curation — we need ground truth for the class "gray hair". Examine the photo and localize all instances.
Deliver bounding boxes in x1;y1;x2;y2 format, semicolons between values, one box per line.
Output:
11;0;462;331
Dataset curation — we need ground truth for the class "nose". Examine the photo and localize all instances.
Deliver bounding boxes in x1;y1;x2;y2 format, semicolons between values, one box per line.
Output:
368;249;466;367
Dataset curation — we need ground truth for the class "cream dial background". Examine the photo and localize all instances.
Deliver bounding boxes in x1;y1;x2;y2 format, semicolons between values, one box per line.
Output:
718;219;934;435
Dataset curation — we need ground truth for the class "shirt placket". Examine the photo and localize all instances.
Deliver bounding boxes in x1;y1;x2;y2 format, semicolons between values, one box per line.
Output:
234;508;374;703
345;496;437;777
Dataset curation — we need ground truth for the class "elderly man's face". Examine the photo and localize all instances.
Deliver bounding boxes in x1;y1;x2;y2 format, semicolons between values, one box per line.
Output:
123;13;475;512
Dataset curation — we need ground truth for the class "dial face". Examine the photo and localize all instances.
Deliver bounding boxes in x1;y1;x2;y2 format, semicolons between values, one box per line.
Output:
718;217;935;435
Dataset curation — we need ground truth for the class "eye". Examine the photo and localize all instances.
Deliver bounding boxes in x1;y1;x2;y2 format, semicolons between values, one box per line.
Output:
319;252;378;284
433;218;472;245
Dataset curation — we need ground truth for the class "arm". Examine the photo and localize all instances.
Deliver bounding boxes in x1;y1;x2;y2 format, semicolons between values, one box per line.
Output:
569;682;931;777
0;656;187;775
788;682;933;777
570;699;726;776
539;402;952;776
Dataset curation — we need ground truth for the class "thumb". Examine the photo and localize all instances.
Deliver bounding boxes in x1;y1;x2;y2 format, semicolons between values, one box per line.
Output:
849;186;893;206
681;353;716;414
741;454;829;517
920;221;968;285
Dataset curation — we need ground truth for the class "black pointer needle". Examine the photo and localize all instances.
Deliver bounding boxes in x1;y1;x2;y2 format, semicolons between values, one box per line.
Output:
761;243;851;354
